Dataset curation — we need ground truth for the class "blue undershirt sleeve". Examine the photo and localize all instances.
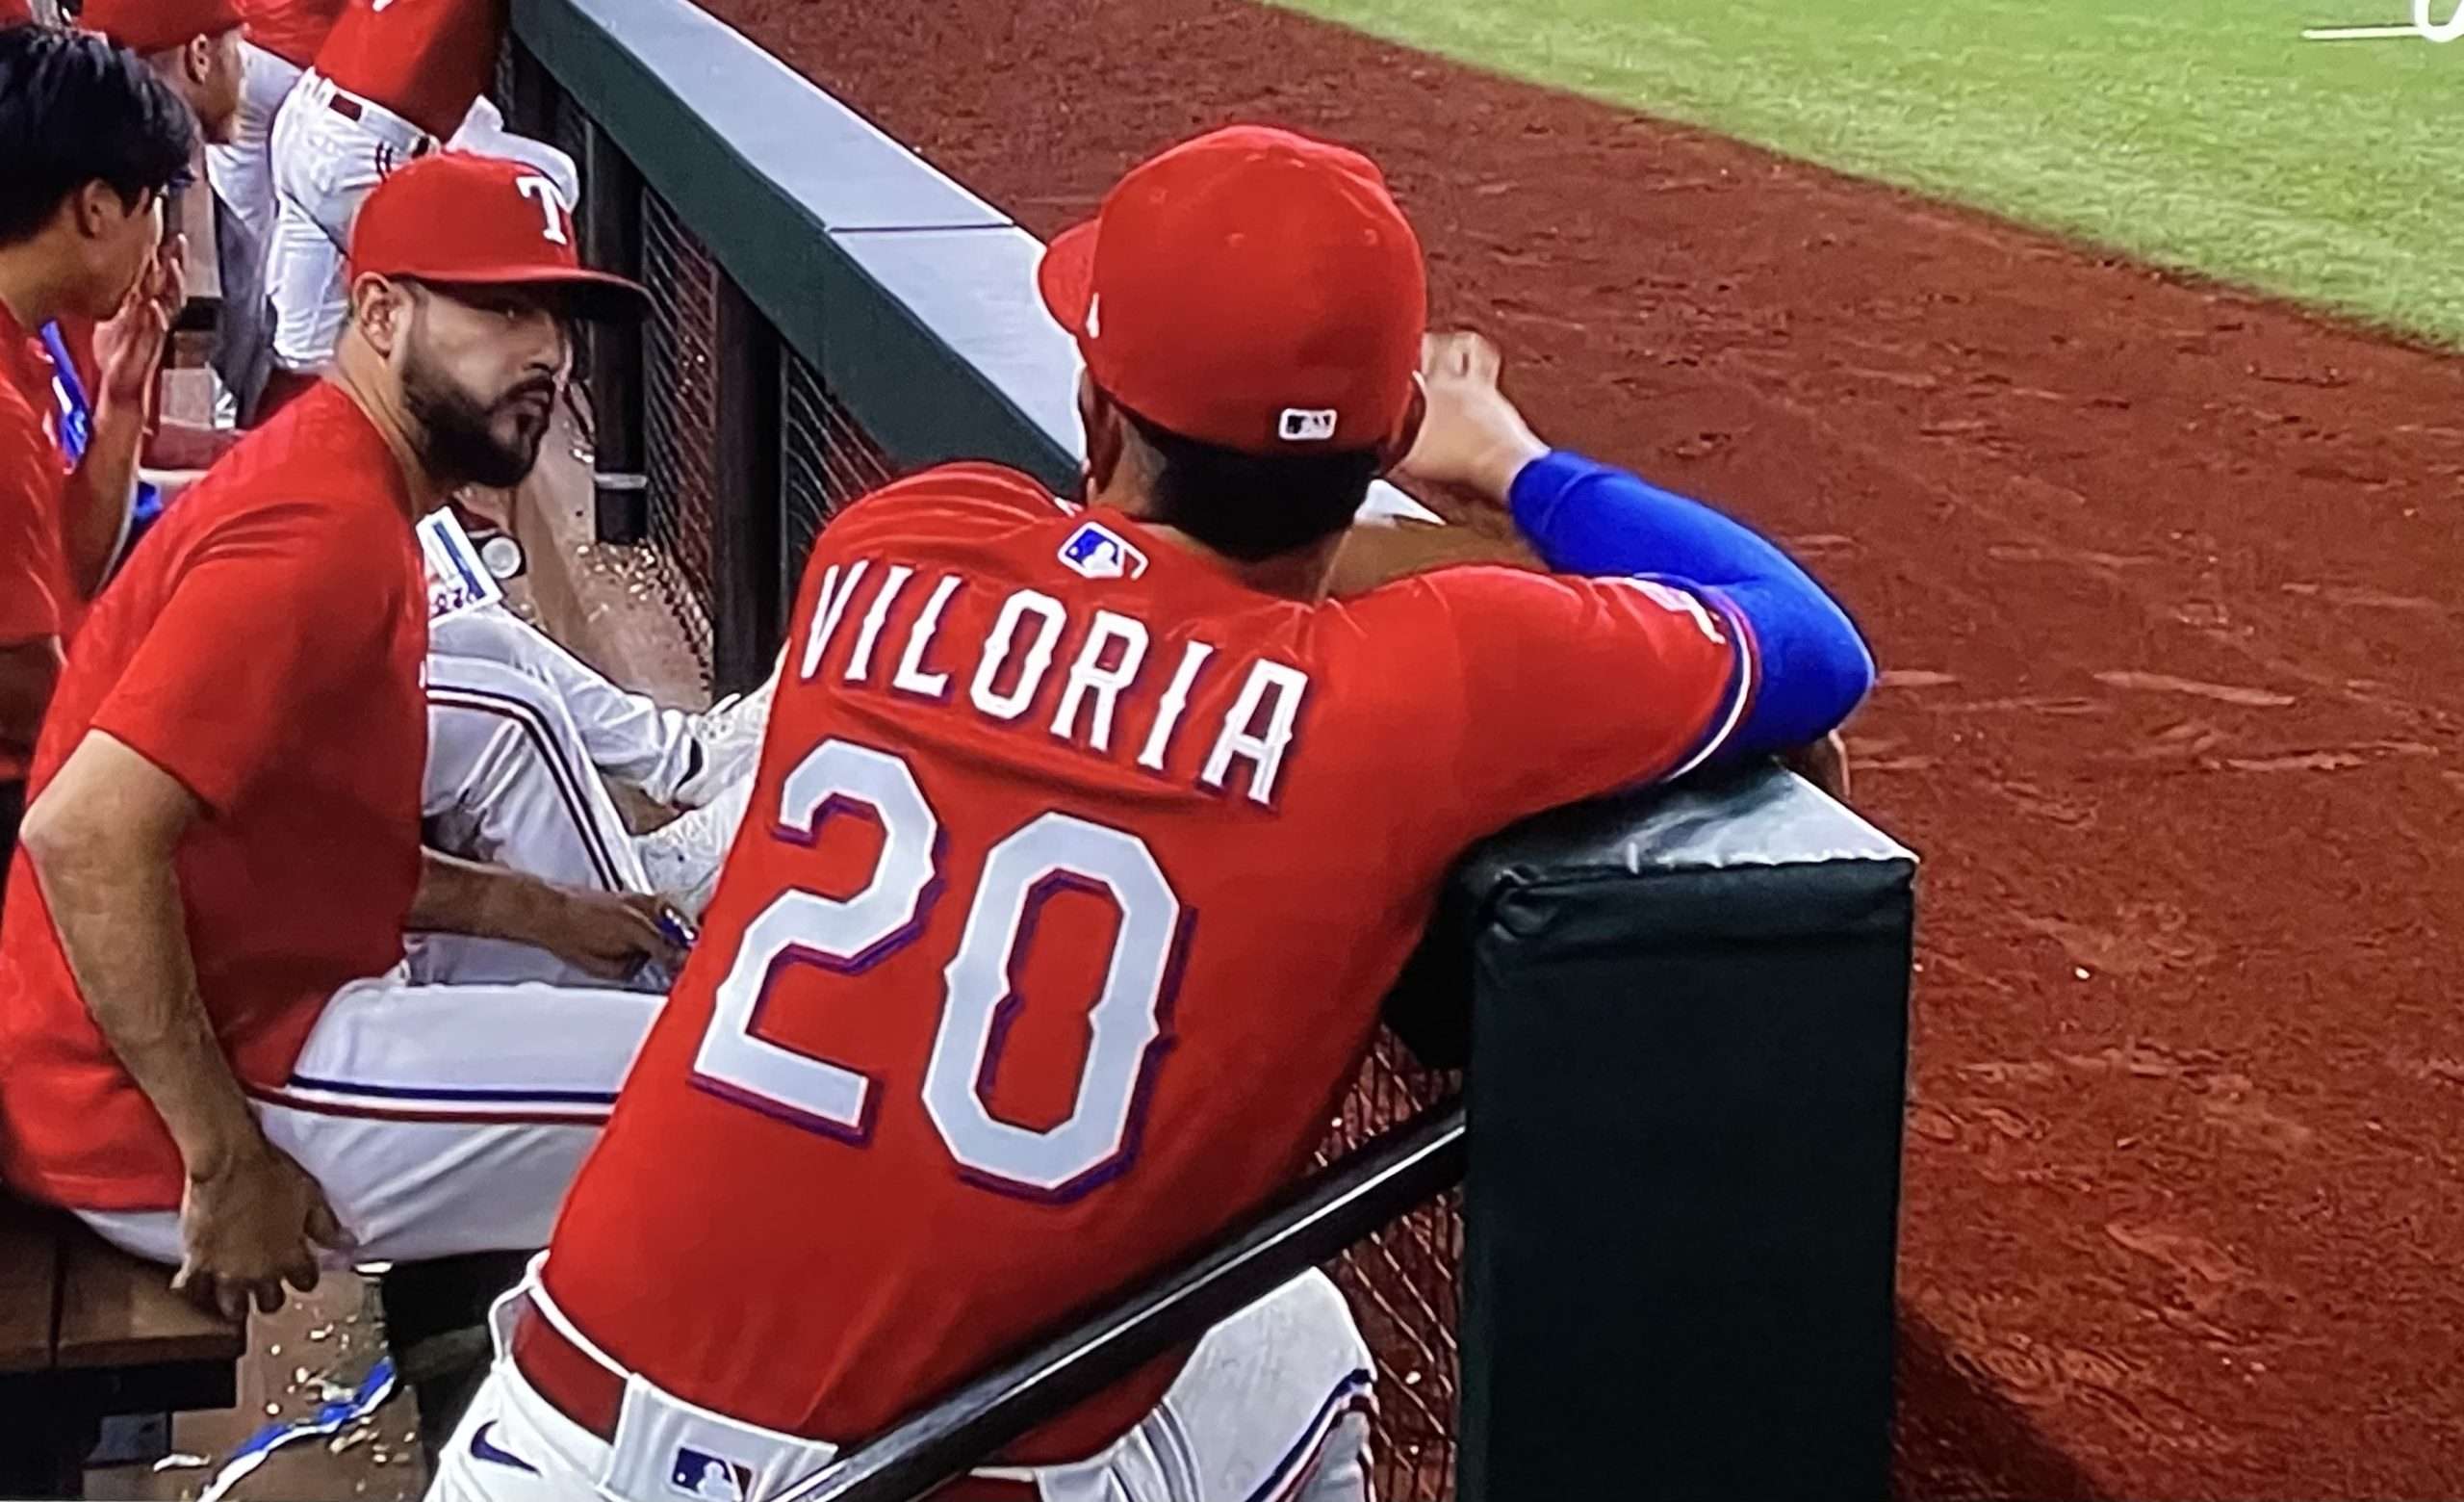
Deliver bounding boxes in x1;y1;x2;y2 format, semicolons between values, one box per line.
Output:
1507;449;1875;760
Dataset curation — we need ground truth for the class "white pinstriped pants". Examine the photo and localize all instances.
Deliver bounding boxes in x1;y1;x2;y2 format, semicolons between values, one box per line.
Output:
425;1267;1375;1502
77;971;660;1266
415;605;705;988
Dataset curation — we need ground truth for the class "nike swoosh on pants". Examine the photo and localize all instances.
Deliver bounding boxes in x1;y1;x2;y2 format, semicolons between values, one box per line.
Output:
472;1419;542;1475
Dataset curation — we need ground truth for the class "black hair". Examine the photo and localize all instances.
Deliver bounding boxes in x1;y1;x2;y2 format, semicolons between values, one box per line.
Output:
1119;404;1381;562
0;25;195;247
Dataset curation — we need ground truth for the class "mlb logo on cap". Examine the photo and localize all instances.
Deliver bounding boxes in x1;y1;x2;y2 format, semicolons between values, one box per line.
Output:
1058;521;1148;581
668;1446;752;1502
1277;407;1339;443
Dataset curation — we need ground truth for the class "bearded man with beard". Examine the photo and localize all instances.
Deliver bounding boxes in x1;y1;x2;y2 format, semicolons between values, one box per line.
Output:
0;153;680;1325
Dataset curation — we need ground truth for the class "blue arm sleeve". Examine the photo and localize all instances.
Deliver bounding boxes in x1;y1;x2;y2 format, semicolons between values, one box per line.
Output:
38;324;93;464
1508;450;1875;760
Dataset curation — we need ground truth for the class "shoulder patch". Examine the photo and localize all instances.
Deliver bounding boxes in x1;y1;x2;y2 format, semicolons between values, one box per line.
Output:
1057;520;1148;581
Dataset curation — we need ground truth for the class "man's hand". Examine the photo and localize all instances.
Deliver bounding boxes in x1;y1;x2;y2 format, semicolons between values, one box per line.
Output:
1394;331;1550;508
523;886;686;982
93;233;187;410
172;1138;351;1321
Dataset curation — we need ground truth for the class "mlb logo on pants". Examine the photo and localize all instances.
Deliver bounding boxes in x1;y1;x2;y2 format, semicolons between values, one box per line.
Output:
669;1446;754;1502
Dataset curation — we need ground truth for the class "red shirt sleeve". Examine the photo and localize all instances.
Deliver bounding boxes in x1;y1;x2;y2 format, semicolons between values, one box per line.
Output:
1360;564;1754;837
0;405;67;649
90;498;414;815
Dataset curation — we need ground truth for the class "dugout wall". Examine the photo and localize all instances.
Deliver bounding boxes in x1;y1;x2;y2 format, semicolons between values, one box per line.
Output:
494;2;1917;1495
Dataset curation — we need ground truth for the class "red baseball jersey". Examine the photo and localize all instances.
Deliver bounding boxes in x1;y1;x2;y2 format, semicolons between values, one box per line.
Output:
0;301;77;786
0;385;428;1211
240;0;347;69
545;463;1753;1459
314;0;504;141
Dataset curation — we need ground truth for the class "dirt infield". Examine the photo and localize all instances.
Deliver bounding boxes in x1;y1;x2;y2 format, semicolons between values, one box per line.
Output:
699;1;2464;1494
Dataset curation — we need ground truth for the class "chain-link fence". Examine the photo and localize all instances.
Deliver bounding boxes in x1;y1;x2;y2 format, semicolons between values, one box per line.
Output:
1317;1036;1463;1498
781;350;896;574
638;191;722;675
500;35;1462;1501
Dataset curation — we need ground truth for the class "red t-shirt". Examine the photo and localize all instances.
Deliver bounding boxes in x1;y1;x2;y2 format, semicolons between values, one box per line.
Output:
0;384;429;1211
0;302;78;786
544;463;1754;1459
0;0;34;27
315;0;505;141
239;0;347;69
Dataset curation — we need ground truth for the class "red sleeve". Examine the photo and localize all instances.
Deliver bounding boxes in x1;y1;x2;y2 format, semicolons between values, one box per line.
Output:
1362;565;1753;835
0;407;66;649
90;499;411;815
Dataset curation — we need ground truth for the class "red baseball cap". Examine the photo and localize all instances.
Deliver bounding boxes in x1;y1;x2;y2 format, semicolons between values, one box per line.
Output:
1039;125;1426;455
82;0;244;52
348;152;648;323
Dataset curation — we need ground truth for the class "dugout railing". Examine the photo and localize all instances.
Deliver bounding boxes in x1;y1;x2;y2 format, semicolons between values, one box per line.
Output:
492;2;1918;1497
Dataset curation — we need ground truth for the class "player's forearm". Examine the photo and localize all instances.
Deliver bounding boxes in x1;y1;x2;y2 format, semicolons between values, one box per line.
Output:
20;790;264;1179
63;397;145;595
1507;451;1807;589
412;846;561;944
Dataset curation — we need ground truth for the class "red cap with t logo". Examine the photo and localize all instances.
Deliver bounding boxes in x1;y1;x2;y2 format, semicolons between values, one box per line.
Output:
1038;124;1426;456
348;152;647;323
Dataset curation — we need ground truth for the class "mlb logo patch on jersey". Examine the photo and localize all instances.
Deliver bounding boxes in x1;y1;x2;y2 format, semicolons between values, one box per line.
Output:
669;1446;753;1502
1058;521;1148;581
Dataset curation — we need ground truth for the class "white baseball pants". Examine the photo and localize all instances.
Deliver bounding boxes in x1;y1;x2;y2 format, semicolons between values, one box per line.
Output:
268;73;581;374
425;1265;1374;1502
417;608;708;988
431;606;706;811
418;654;655;990
77;972;661;1266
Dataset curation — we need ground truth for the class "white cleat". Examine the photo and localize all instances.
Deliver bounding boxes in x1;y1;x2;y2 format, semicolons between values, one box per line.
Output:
672;656;778;810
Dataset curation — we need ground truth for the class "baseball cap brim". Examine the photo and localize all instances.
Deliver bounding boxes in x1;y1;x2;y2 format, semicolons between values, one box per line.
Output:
413;267;652;324
1037;221;1099;338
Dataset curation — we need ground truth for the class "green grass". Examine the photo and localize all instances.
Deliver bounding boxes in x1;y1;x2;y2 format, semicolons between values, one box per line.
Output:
1266;0;2464;346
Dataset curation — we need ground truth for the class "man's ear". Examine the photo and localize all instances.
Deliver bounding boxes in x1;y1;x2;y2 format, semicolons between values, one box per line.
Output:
68;181;123;242
184;34;214;86
351;275;412;358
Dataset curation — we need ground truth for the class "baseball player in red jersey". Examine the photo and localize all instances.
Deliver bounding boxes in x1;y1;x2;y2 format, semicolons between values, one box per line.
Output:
263;0;579;412
0;152;682;1322
425;126;1875;1502
0;27;190;888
